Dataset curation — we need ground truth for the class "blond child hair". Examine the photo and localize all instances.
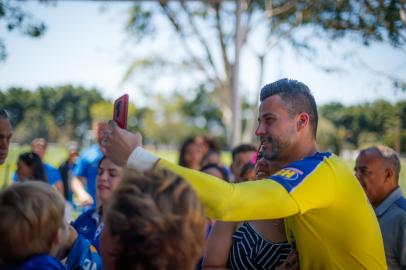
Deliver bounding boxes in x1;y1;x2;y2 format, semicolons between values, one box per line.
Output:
0;181;66;266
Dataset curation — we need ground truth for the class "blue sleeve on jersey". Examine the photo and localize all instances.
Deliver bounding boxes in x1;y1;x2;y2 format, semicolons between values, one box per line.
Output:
65;234;103;270
269;152;332;192
44;164;62;185
72;155;89;177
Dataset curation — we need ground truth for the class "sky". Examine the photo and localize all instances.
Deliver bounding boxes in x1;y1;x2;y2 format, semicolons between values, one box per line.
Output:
0;1;405;107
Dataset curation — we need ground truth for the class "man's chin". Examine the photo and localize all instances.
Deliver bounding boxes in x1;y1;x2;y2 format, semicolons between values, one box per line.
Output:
256;173;268;179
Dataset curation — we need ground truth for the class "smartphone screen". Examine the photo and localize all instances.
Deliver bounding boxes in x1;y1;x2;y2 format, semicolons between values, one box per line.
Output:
113;94;129;129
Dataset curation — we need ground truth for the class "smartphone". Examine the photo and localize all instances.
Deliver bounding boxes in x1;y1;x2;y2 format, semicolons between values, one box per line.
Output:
113;94;129;129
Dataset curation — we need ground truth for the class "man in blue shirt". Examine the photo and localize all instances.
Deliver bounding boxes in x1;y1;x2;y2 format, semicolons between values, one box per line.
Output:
72;121;107;207
355;145;406;269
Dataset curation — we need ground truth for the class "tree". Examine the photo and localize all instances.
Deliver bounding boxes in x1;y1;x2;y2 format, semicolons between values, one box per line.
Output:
320;100;406;153
0;0;49;61
123;0;405;147
0;85;105;143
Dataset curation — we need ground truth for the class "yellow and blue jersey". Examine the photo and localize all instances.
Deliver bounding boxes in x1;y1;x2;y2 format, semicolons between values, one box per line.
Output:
157;151;387;269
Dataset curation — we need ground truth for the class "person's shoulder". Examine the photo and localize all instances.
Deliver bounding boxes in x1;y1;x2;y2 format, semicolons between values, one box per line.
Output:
80;144;102;161
392;197;406;219
73;208;97;225
43;162;58;171
274;152;333;178
269;152;335;192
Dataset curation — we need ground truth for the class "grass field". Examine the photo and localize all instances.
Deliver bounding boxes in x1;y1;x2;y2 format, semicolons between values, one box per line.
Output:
2;145;406;193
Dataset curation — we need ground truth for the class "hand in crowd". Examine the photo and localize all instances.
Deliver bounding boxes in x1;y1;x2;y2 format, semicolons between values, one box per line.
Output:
102;121;142;166
276;250;300;270
56;225;78;260
76;192;94;207
72;178;94;206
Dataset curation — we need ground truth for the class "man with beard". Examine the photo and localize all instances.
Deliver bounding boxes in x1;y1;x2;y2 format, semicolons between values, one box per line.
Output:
0;109;12;166
102;78;387;269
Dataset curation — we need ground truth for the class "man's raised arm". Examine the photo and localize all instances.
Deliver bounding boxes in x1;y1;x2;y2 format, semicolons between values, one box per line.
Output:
103;121;299;221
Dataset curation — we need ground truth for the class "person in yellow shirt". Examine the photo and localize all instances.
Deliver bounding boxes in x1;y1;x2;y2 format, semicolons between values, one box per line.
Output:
103;78;387;269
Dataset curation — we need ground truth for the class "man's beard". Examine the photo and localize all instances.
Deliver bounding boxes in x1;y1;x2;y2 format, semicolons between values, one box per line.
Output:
260;136;287;161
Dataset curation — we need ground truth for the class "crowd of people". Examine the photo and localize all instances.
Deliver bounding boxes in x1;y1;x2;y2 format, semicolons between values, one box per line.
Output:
0;78;405;269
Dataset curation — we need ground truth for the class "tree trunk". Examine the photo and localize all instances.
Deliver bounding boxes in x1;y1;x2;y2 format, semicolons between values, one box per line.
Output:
230;0;243;147
242;54;265;144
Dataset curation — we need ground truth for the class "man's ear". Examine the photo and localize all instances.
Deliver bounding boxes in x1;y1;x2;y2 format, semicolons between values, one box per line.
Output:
297;112;310;131
384;167;394;183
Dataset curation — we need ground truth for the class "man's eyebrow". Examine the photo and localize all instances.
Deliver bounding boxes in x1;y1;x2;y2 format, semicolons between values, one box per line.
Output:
258;112;276;119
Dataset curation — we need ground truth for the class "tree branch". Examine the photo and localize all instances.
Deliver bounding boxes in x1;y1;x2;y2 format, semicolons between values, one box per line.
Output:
265;1;296;18
159;2;215;82
400;5;406;28
214;2;231;81
180;2;222;83
264;9;302;53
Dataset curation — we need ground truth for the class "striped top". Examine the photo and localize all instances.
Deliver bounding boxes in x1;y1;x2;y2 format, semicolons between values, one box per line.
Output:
228;222;291;270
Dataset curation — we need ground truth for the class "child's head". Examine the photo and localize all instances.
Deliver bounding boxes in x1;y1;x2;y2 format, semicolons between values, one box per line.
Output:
0;182;68;266
16;152;46;182
100;169;206;270
240;161;256;181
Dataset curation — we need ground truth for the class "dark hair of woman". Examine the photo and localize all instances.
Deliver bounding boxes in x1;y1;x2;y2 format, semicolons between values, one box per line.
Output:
17;152;47;182
178;137;197;167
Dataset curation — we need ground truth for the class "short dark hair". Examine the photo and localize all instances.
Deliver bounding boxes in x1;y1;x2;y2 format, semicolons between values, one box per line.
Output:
260;78;318;137
201;163;229;181
360;145;401;183
17;152;47;182
240;162;255;180
231;144;256;161
0;109;10;121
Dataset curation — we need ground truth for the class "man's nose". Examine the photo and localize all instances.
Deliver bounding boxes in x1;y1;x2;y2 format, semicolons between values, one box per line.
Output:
354;170;361;181
0;138;8;149
255;123;265;137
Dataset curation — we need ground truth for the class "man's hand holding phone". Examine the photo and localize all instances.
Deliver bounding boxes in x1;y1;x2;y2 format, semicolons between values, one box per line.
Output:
102;121;142;166
102;94;143;166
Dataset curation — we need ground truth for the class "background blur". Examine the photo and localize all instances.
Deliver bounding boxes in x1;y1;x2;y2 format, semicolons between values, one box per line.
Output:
1;0;406;189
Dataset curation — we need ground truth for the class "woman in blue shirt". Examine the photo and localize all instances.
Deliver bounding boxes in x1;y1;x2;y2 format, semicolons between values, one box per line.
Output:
72;156;123;251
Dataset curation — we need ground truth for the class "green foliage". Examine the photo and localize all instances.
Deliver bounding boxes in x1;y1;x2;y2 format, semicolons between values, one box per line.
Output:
320;100;406;152
141;94;202;145
181;85;225;134
0;0;49;61
0;85;104;143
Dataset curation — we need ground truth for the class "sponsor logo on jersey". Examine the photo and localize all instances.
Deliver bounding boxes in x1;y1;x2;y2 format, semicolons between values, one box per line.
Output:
273;167;303;181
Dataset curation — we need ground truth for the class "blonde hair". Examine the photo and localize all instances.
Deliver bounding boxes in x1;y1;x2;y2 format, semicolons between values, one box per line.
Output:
104;169;206;270
0;182;65;265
